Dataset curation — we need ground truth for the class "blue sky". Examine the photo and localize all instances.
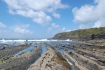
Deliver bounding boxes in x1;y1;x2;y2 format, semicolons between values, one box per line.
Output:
0;0;105;38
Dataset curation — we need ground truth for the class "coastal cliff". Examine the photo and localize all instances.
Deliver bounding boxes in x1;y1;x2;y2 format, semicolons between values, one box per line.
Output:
52;27;105;40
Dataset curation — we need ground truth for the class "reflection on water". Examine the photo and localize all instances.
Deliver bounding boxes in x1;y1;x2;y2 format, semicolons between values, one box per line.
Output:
41;43;48;55
14;44;36;56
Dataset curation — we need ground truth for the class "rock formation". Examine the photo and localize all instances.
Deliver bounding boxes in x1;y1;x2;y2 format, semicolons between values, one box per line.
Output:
28;45;71;70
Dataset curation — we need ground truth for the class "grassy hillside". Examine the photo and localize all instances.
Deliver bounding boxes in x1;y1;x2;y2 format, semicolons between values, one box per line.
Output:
53;27;105;39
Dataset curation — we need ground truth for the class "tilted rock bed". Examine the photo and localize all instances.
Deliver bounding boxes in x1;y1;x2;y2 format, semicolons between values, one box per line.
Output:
0;45;42;70
0;44;31;59
28;44;71;70
64;51;105;70
69;43;105;62
60;42;105;70
50;41;105;70
0;41;105;70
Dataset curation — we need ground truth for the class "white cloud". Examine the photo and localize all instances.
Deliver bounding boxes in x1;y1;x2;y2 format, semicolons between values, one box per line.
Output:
79;24;90;29
32;11;52;25
51;23;59;28
0;24;33;38
12;24;33;35
14;28;32;34
15;24;30;28
93;18;105;28
4;0;68;25
53;13;60;18
72;0;105;25
15;10;52;25
0;22;6;28
9;9;15;15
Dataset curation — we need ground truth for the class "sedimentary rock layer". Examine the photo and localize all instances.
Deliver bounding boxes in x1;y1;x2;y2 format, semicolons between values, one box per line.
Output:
0;45;42;70
0;44;30;59
28;44;71;70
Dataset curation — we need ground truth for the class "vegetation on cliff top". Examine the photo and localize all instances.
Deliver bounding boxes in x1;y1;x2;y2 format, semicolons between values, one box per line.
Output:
54;27;105;38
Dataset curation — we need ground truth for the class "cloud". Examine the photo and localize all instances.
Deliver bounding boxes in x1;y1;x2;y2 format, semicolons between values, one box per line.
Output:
32;11;52;25
72;0;105;27
0;22;6;28
0;24;33;38
15;10;52;25
93;18;105;28
12;24;33;35
14;27;32;34
4;0;68;25
79;24;90;29
51;23;59;28
53;13;60;18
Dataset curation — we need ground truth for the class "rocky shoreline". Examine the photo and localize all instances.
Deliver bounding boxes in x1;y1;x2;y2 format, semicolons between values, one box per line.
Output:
0;44;30;59
0;45;42;70
28;44;71;70
63;44;105;70
0;40;105;70
27;40;105;70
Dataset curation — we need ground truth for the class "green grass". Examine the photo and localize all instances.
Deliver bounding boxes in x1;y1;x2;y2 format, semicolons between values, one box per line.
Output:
54;27;105;38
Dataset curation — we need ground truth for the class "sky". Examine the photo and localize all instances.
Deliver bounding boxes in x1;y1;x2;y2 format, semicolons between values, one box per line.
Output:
0;0;105;39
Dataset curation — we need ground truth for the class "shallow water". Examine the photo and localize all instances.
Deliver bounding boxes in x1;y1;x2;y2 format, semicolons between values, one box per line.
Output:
14;43;36;56
41;43;48;55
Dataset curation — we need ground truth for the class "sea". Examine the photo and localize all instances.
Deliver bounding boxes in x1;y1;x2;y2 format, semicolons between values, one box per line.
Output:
0;38;73;59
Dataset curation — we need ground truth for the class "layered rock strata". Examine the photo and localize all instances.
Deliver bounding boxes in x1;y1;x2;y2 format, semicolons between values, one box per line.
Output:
0;44;30;59
0;45;42;70
28;45;71;70
62;42;105;70
64;51;105;70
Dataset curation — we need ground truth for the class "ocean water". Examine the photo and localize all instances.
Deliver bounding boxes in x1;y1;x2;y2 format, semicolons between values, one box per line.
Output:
0;38;76;69
0;38;72;55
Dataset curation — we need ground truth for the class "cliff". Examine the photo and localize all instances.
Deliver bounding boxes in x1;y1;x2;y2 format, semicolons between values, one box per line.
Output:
52;27;105;40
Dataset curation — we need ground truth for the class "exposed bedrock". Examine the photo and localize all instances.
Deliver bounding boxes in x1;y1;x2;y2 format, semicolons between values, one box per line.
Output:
0;44;31;59
0;45;42;70
64;51;105;70
28;44;71;70
69;44;105;62
52;42;105;70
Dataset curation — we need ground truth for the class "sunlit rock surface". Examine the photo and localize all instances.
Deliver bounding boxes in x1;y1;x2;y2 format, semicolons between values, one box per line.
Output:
28;45;71;70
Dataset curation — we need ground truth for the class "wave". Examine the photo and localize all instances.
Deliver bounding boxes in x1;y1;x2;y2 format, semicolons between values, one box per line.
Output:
0;39;72;43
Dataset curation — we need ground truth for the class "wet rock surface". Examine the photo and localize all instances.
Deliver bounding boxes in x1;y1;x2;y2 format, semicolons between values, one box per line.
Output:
0;45;42;70
63;41;105;70
0;40;105;70
0;44;30;59
28;44;71;70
